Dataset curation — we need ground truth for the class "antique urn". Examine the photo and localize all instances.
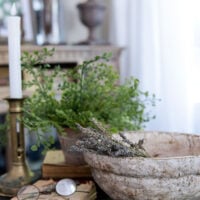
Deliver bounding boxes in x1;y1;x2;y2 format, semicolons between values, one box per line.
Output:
77;0;106;45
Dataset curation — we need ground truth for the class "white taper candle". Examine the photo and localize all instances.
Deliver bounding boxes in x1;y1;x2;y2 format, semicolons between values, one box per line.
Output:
8;3;22;98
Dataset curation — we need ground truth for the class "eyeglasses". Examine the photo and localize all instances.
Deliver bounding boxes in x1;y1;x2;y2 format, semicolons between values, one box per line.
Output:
17;178;84;200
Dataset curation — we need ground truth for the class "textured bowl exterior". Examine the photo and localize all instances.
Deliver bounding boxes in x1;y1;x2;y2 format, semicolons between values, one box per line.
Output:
84;131;200;200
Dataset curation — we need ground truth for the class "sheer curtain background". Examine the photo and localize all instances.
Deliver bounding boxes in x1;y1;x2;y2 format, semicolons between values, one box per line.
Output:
109;0;200;133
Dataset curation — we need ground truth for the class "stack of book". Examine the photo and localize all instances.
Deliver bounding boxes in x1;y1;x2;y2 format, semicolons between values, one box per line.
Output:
40;150;96;199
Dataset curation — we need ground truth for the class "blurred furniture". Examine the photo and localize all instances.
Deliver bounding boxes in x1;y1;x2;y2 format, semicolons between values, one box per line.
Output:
0;44;123;114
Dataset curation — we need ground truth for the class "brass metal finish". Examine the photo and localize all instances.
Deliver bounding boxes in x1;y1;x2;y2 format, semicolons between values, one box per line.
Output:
0;98;36;196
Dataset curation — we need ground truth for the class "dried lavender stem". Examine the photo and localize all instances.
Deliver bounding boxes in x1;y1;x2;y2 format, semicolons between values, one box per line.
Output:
70;124;149;158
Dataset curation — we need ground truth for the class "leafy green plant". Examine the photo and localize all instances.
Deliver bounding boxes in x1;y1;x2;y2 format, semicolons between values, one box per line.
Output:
21;48;157;151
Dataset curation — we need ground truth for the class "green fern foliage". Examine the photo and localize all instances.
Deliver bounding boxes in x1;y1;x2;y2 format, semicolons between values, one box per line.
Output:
21;48;157;150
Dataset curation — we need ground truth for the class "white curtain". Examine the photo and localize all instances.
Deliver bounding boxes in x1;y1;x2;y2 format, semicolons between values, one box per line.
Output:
110;0;200;133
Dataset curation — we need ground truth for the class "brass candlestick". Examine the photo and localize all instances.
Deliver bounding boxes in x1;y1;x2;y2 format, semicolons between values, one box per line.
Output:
0;98;37;196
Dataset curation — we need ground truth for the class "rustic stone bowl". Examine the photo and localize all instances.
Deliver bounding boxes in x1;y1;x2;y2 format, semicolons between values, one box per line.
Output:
83;131;200;200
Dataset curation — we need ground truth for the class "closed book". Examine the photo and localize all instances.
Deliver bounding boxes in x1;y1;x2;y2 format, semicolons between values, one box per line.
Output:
42;150;91;179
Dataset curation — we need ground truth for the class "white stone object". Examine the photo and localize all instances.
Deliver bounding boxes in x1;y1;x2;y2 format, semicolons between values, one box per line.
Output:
84;131;200;200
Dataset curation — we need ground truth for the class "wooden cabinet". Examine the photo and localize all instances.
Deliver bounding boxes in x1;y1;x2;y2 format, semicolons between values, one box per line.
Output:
0;45;123;113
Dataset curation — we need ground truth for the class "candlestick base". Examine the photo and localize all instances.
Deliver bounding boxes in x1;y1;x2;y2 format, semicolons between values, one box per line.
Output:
0;162;39;196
